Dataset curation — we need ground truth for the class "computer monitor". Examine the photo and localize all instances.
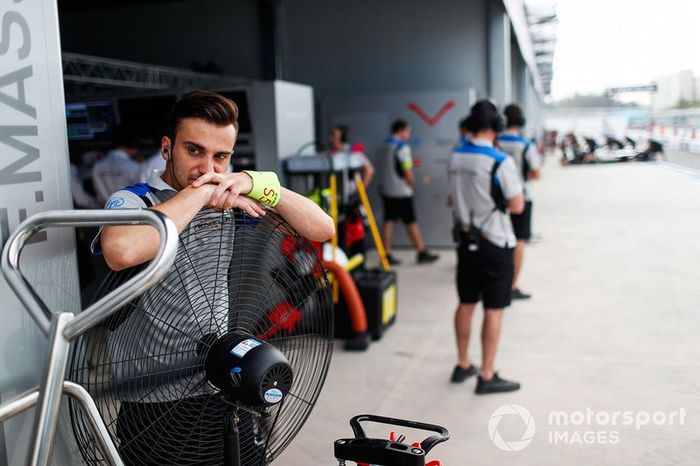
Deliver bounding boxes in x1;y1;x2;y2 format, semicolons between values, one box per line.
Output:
66;101;116;141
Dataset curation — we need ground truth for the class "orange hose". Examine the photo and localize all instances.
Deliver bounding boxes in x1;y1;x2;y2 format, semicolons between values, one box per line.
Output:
322;260;367;333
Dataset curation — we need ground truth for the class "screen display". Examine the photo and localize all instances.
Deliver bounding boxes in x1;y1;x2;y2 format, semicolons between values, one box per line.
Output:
66;101;116;141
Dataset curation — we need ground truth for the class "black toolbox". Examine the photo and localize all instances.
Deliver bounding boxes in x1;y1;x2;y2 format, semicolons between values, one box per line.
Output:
351;268;398;340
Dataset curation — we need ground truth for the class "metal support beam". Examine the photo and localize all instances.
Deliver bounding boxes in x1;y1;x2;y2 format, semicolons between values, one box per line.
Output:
62;52;245;92
488;1;512;106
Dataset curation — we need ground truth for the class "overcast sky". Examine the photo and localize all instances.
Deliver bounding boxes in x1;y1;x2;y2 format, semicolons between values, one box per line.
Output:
550;0;700;102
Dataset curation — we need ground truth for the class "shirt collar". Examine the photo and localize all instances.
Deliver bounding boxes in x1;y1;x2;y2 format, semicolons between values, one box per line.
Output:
149;170;176;192
501;130;521;137
471;137;494;148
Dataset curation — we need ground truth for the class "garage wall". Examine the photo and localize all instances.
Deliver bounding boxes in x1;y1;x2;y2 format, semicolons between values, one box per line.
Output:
59;0;263;78
511;37;526;105
279;0;489;99
524;69;544;139
59;0;497;101
58;0;543;133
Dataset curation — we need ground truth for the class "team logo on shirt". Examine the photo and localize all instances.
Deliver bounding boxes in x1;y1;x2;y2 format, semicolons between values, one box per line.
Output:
106;198;124;209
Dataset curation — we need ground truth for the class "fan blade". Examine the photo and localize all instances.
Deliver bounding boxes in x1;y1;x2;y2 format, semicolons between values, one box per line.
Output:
104;355;206;397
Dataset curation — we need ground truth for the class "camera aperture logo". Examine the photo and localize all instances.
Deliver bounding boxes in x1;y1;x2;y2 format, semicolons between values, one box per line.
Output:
488;404;536;452
488;405;687;451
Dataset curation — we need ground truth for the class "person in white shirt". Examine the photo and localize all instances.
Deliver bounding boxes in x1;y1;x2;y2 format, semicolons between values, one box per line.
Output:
139;149;167;183
448;100;524;394
328;125;375;187
496;103;542;300
91;127;143;205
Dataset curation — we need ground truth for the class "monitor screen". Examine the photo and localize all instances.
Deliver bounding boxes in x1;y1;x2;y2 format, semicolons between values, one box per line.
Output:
66;101;116;141
116;94;177;145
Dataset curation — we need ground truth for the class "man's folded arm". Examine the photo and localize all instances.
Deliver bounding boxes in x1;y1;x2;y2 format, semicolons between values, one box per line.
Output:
101;185;215;271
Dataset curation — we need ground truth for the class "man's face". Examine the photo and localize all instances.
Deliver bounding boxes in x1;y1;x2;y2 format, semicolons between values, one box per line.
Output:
399;127;411;141
329;128;343;149
161;117;236;190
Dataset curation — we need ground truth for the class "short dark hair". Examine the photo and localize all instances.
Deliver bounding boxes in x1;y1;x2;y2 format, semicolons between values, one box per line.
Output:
459;117;469;133
391;119;409;134
504;103;526;127
464;99;504;134
333;125;349;143
167;91;239;143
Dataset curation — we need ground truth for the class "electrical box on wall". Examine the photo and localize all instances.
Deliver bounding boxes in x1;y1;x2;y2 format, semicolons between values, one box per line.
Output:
251;81;316;173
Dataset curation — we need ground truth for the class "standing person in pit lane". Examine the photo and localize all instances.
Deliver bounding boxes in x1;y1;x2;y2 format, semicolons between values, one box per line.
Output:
448;100;524;394
378;119;439;266
497;103;542;300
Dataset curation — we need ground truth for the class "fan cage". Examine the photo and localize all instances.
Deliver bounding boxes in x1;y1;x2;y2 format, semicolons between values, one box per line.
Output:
69;208;334;465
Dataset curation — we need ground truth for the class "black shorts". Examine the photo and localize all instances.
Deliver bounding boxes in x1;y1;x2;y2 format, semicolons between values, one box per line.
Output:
510;200;532;241
456;239;514;309
382;196;416;224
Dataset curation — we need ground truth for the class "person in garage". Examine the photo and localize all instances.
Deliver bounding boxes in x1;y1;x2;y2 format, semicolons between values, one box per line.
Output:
96;90;334;463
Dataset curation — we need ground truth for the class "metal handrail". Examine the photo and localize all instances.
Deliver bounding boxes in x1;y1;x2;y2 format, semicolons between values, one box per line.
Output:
0;209;178;466
1;209;178;336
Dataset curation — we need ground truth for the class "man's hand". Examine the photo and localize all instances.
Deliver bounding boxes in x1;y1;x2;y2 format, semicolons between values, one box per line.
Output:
404;169;416;189
191;172;266;217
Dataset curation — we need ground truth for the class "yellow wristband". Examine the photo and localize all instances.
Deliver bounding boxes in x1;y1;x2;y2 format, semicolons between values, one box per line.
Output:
243;170;281;207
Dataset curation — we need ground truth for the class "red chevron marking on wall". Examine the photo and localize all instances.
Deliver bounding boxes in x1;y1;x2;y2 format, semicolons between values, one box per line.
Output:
407;100;456;126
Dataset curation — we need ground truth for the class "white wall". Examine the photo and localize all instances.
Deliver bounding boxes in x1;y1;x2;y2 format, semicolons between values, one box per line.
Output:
0;1;81;463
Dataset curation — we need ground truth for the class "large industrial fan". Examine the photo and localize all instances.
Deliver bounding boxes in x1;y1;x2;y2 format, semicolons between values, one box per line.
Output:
69;208;334;465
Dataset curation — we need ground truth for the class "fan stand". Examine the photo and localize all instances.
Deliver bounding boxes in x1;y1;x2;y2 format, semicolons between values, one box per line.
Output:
218;385;275;466
220;401;270;466
0;210;178;466
223;408;242;466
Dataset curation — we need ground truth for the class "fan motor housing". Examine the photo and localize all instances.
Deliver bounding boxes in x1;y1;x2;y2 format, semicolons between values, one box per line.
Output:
205;333;293;408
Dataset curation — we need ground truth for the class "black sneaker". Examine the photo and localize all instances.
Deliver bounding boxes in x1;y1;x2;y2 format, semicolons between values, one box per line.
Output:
511;288;531;300
475;373;521;394
417;250;439;264
450;364;478;383
386;254;401;266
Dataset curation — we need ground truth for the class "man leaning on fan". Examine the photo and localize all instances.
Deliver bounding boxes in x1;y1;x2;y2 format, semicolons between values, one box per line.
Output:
99;91;334;272
97;91;334;463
